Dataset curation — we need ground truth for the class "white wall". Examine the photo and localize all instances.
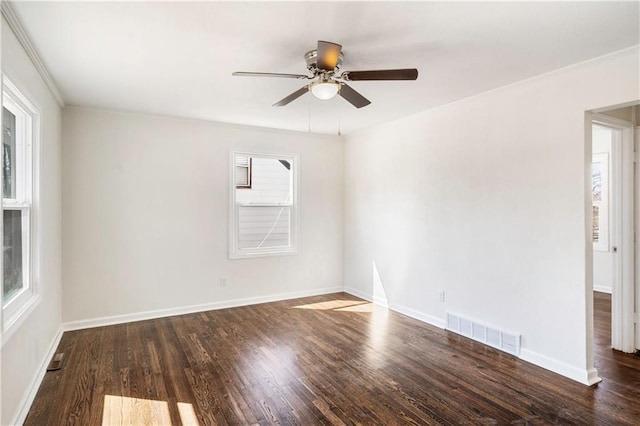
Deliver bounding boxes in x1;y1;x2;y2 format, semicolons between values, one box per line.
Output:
62;108;343;324
1;16;63;425
344;47;639;384
592;128;613;293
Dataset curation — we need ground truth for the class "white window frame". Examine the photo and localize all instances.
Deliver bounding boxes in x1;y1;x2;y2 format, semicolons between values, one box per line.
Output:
2;76;41;344
229;151;298;259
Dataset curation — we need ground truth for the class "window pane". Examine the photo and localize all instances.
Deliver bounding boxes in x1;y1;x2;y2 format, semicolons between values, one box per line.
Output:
3;209;24;301
238;206;290;249
236;156;292;204
2;107;17;199
235;155;251;188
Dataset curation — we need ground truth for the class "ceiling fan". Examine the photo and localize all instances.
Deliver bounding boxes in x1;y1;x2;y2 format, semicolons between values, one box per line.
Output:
233;40;418;109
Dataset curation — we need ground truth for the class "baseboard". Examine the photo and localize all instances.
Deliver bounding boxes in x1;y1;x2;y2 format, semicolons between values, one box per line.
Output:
593;285;612;294
343;286;373;302
62;286;344;331
387;301;446;329
10;325;64;426
519;348;601;386
586;367;603;385
343;287;446;329
372;295;389;308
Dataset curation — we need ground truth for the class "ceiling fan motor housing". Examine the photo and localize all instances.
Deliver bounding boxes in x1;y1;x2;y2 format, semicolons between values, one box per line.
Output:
304;49;344;73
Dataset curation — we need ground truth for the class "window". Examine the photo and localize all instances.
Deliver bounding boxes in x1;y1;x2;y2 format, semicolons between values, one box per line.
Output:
592;124;613;252
592;152;609;251
2;77;39;337
235;155;252;188
230;152;297;259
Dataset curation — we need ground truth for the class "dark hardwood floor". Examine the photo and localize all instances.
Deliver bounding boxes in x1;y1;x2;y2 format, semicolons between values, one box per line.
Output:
25;292;640;425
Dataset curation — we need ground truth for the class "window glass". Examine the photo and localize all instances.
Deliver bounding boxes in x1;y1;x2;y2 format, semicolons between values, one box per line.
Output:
235;157;292;205
235;154;251;188
231;152;296;258
2;107;16;199
3;209;24;301
238;206;291;249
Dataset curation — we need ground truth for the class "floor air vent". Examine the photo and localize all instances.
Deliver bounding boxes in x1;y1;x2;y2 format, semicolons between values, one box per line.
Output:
46;352;64;371
446;313;520;356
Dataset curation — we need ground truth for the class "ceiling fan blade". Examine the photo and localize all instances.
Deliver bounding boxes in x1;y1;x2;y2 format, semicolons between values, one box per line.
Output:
273;85;310;107
343;68;418;81
339;83;371;109
317;40;342;71
233;72;310;79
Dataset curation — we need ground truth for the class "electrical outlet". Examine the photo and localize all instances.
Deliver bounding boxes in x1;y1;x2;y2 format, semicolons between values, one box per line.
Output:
439;292;445;302
220;277;228;287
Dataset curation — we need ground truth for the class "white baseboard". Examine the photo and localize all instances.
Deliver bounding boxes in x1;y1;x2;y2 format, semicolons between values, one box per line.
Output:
343;286;373;302
343;286;446;329
372;295;389;308
593;285;612;294
387;301;446;329
519;348;602;386
10;325;64;426
586;367;603;385
62;286;344;331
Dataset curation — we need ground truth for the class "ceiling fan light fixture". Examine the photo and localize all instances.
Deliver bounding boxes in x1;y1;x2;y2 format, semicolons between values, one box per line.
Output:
310;80;340;100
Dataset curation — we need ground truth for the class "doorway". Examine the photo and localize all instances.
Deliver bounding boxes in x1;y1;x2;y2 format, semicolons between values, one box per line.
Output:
589;106;636;381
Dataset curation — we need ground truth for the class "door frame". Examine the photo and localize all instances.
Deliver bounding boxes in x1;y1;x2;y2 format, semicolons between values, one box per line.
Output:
636;124;640;350
592;113;635;352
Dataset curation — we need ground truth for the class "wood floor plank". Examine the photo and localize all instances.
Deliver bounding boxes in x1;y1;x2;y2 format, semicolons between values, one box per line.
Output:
24;292;640;425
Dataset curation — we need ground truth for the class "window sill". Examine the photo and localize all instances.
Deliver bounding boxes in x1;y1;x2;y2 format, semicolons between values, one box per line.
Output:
229;247;297;260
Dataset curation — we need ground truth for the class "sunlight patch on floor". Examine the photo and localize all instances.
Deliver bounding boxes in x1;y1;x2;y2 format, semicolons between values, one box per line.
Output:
366;303;391;368
335;302;386;313
102;395;200;426
293;299;368;310
103;395;170;425
178;402;200;426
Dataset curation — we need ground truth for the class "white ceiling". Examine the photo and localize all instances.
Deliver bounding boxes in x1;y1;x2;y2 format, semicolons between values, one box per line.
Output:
9;1;640;135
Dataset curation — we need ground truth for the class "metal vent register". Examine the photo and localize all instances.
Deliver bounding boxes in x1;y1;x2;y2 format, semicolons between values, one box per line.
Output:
446;313;521;356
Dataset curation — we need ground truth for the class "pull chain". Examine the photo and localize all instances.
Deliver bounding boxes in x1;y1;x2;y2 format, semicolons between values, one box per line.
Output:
308;95;311;133
337;100;342;136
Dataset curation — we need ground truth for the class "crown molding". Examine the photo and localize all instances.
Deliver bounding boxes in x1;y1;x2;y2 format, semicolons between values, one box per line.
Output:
1;0;65;107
